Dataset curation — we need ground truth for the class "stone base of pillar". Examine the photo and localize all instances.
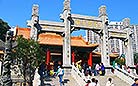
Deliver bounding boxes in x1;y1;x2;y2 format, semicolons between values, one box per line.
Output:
63;66;72;76
105;69;113;75
64;68;72;76
105;66;113;75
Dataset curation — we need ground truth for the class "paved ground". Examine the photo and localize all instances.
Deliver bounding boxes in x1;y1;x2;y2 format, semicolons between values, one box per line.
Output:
91;74;130;86
44;75;78;86
44;74;132;86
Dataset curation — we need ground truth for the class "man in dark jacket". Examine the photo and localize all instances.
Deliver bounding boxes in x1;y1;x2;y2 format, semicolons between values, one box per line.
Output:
132;78;138;86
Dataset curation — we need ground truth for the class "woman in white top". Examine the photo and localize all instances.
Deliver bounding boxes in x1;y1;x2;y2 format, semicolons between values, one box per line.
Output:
88;78;96;86
106;78;114;86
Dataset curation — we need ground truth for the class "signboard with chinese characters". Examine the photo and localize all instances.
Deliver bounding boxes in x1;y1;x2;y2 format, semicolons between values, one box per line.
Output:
71;14;102;30
41;25;64;33
39;20;64;33
27;20;64;33
108;30;127;39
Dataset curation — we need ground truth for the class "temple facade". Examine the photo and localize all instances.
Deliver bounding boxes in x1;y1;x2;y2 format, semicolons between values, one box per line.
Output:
16;27;118;66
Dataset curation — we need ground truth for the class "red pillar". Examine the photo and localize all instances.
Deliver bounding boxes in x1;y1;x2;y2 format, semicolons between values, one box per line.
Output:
72;51;75;64
46;49;50;65
88;52;92;67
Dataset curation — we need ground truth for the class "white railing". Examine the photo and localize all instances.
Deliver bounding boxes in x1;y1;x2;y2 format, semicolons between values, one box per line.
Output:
71;65;87;86
72;64;137;85
114;66;136;85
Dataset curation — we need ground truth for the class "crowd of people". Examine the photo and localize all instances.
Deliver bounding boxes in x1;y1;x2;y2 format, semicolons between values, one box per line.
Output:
85;77;114;86
113;62;138;74
75;60;105;77
35;60;138;86
33;61;64;86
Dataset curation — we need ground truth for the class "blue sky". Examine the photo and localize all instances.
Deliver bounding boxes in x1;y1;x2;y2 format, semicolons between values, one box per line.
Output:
0;0;138;36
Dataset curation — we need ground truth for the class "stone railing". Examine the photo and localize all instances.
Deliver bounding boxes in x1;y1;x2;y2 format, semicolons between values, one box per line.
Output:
71;65;87;86
114;66;136;85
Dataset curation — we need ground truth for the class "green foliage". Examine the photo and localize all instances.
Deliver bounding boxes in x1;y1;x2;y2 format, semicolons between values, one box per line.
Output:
115;57;125;65
134;52;138;64
12;36;45;68
11;36;45;85
0;19;10;42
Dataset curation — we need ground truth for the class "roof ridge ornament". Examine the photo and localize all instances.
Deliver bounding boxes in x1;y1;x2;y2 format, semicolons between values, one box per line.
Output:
63;0;71;11
32;4;39;17
123;18;130;28
99;5;107;17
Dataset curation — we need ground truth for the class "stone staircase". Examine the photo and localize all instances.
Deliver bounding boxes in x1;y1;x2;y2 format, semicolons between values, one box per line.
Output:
44;74;131;86
44;75;78;86
92;75;130;86
44;65;134;86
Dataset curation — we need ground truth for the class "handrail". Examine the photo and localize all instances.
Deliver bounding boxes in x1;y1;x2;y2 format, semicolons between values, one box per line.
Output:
72;65;136;85
71;65;87;86
113;66;136;85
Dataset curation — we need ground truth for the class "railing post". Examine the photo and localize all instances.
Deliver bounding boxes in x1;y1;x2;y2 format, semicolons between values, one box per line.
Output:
61;0;72;75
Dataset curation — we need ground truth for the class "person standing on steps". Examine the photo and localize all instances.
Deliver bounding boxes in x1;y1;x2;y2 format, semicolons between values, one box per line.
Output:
85;80;91;86
56;65;64;86
95;79;100;86
89;78;96;86
132;78;138;86
38;62;45;86
95;63;100;76
100;63;105;76
106;78;114;86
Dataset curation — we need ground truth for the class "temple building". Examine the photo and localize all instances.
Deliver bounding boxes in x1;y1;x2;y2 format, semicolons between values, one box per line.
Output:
15;27;118;66
0;26;119;70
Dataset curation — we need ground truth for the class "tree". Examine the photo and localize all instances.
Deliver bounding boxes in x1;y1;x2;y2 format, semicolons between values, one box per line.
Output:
12;36;45;86
0;19;10;42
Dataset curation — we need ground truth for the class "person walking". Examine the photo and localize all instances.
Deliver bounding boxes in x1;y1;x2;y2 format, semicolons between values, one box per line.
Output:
100;63;105;76
106;78;114;86
85;80;91;86
89;78;96;86
38;62;45;86
95;63;100;76
132;78;138;86
56;66;64;86
95;79;100;86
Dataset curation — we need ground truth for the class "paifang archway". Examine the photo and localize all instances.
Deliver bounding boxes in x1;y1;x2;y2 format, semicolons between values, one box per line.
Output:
27;0;134;70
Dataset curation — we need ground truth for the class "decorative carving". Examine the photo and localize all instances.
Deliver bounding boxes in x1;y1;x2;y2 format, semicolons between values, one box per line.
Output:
1;31;13;86
123;18;130;28
64;0;70;11
99;5;107;17
30;4;39;41
32;4;39;16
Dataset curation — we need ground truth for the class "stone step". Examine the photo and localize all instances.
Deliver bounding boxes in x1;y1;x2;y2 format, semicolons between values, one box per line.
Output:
44;74;130;86
44;75;78;86
91;75;130;86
